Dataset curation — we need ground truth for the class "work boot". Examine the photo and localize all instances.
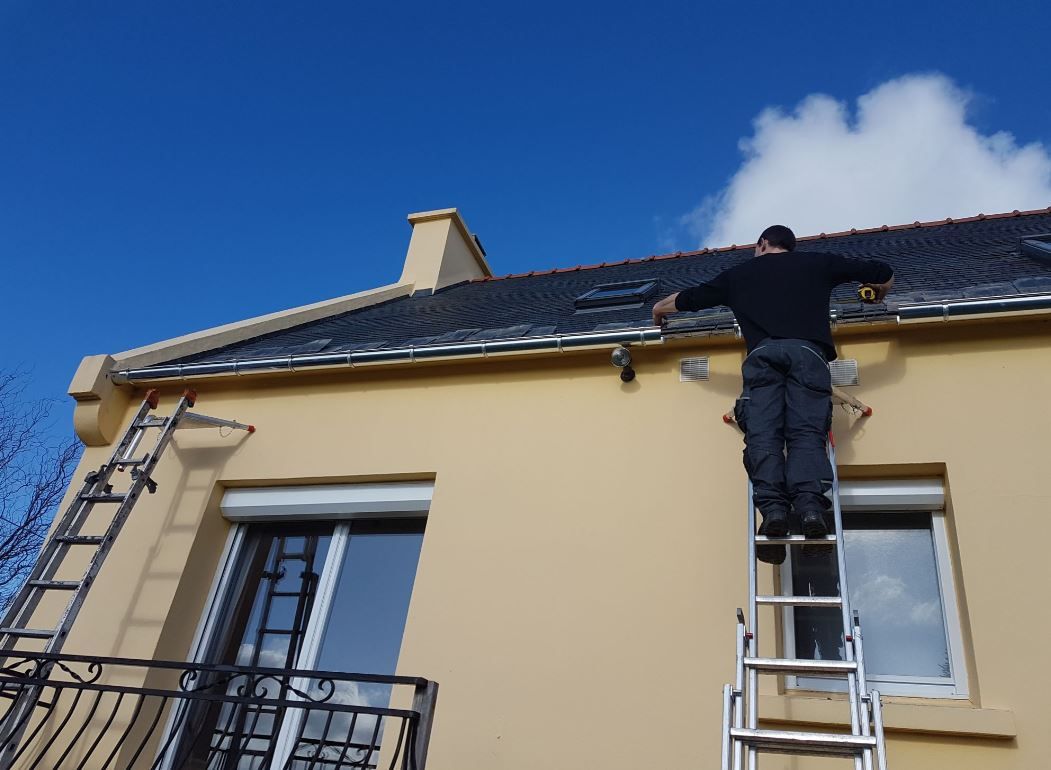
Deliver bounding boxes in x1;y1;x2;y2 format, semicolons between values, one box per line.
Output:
756;512;789;565
799;510;833;559
800;511;829;539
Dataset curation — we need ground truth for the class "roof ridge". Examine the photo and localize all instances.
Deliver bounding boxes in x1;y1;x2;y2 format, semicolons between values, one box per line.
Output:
473;205;1051;282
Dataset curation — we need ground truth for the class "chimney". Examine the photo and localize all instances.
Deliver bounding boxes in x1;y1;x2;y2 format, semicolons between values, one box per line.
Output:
400;208;492;294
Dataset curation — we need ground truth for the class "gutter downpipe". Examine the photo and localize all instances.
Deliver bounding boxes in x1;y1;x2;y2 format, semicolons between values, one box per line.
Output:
110;328;664;385
108;292;1051;386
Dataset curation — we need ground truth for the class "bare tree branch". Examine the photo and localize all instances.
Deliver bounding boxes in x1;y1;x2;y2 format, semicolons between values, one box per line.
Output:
0;370;83;609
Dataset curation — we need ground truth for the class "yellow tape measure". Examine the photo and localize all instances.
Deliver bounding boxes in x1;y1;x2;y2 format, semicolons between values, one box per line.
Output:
858;286;877;303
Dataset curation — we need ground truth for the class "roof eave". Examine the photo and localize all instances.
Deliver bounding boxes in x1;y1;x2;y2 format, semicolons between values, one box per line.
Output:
109;293;1051;387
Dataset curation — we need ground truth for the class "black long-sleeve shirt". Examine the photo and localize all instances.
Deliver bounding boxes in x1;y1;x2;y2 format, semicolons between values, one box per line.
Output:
674;251;893;360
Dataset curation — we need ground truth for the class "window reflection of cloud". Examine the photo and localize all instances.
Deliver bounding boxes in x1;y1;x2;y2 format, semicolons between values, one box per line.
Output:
846;529;949;677
283;680;398;768
794;524;951;679
850;574;942;629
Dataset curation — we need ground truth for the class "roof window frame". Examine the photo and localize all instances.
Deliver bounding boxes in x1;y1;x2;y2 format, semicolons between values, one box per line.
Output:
1020;233;1051;265
574;279;659;312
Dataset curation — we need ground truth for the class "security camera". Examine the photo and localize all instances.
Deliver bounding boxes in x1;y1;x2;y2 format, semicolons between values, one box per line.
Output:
611;346;635;382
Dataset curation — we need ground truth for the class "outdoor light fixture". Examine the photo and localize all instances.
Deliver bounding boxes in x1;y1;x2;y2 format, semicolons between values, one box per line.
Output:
611;346;635;382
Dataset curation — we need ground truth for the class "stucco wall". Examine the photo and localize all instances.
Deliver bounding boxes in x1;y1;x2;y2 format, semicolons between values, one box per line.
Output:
40;319;1051;769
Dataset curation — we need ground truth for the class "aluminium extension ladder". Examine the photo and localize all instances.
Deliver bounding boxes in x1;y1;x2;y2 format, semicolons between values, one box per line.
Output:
0;389;254;767
720;430;888;770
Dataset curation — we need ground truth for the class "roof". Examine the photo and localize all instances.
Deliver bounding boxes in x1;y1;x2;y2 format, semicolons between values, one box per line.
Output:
169;208;1051;366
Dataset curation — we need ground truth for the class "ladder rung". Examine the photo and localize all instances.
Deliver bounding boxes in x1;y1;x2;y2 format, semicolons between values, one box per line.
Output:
730;727;876;756
79;493;127;504
0;628;55;640
754;535;837;545
27;580;80;591
54;535;105;546
756;595;842;607
134;417;167;429
744;656;857;675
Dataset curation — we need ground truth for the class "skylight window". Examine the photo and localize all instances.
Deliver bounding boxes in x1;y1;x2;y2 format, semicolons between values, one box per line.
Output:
1020;234;1051;266
574;279;658;311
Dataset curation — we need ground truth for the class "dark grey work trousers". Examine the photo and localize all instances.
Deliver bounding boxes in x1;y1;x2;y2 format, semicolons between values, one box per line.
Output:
733;338;834;520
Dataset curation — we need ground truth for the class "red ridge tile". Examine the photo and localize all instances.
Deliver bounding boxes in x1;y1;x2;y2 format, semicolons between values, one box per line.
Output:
476;206;1051;281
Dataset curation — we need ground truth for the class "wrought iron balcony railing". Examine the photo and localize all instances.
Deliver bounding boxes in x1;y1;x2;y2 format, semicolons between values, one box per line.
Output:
0;652;437;770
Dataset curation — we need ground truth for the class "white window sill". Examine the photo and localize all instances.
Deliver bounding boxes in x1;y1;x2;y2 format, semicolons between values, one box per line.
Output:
760;694;1016;739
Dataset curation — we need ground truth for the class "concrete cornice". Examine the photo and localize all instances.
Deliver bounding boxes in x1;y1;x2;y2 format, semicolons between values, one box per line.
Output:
69;280;415;446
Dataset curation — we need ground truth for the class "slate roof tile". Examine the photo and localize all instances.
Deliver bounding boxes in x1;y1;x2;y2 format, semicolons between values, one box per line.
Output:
169;210;1051;365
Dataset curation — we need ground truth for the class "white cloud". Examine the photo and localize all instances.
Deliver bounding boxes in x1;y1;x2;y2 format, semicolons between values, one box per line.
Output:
684;73;1051;247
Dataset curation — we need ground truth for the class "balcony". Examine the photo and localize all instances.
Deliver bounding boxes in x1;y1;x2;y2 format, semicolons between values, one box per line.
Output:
0;652;437;770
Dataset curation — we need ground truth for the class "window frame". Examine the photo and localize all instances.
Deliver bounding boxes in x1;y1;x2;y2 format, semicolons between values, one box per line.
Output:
158;482;432;770
779;478;970;699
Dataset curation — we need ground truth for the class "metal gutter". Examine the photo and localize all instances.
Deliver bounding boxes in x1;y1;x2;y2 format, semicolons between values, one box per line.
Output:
897;292;1051;323
109;292;1051;385
110;328;664;385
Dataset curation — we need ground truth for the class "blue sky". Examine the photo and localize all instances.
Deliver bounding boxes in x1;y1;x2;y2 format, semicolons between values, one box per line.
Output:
2;0;1050;431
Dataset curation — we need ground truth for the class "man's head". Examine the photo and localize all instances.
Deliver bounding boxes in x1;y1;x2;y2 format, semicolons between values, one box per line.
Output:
755;225;796;255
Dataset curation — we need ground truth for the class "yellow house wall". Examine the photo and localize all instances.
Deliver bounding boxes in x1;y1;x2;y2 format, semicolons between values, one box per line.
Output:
41;319;1051;769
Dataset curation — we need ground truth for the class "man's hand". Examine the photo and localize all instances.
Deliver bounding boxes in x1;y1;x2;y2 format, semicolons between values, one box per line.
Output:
861;275;895;303
651;293;680;326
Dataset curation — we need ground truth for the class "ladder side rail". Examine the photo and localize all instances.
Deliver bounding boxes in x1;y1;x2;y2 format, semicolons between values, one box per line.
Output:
853;616;873;733
854;623;881;770
0;395;162;653
0;393;172;767
829;439;865;770
721;684;733;770
0;393;195;770
46;392;195;652
0;390;253;770
871;690;888;770
0;488;103;651
113;393;163;464
112;394;161;461
58;468;118;542
44;467;110;545
733;616;746;770
0;468;121;652
745;484;758;770
117;423;150;464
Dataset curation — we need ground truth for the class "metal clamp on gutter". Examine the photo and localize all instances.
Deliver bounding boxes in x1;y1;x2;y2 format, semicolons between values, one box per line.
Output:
897;293;1051;324
110;327;664;385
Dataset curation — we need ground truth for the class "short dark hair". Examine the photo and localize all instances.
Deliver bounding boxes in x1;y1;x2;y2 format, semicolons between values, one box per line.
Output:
758;225;796;251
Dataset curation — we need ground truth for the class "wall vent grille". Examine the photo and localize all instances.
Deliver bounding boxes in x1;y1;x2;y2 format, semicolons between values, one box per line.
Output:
830;359;859;387
679;357;710;382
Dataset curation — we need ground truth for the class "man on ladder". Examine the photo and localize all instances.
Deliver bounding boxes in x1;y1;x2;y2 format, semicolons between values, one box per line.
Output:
652;225;893;563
